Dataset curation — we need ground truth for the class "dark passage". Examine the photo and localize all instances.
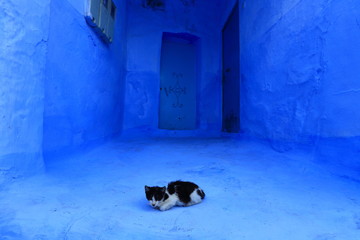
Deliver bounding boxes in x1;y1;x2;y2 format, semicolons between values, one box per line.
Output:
222;2;240;133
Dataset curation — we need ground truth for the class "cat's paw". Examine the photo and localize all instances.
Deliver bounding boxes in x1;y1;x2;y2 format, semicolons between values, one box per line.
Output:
159;205;171;211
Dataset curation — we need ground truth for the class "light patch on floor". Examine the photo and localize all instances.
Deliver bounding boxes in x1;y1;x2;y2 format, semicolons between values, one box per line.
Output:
0;138;360;240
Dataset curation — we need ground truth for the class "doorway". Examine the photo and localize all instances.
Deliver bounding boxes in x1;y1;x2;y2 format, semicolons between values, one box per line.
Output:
158;32;199;130
222;2;240;133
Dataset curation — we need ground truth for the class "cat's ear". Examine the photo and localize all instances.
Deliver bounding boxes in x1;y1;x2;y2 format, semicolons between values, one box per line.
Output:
145;186;150;192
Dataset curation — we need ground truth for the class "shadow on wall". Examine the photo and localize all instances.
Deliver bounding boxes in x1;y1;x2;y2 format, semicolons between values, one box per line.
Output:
142;0;165;11
141;0;197;10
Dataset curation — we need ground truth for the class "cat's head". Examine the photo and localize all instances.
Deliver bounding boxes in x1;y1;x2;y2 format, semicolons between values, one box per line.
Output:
145;186;166;208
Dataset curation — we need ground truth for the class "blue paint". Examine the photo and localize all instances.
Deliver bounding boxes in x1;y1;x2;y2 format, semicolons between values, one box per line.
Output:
222;2;240;133
0;0;50;178
123;0;223;134
159;33;198;130
0;0;127;178
236;0;360;163
1;0;360;238
43;0;127;159
239;0;325;144
1;0;359;177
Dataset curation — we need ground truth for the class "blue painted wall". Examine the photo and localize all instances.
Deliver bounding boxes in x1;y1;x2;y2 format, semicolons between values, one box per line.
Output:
0;0;50;178
43;0;127;158
236;0;360;162
239;0;327;146
2;0;360;177
0;0;127;178
123;0;224;135
228;0;360;140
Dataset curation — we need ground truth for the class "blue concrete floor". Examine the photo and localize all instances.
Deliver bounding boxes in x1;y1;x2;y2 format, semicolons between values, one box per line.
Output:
1;138;360;240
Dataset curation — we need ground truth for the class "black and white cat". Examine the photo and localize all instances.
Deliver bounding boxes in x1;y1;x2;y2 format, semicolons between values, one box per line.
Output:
145;180;205;211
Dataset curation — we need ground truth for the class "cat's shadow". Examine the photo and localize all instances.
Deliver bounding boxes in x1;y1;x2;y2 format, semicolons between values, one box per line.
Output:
134;197;206;213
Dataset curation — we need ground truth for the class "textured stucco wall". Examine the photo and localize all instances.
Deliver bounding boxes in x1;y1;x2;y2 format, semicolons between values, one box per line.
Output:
43;0;127;157
123;0;223;134
321;0;360;138
316;0;360;167
240;0;325;147
239;0;360;150
0;0;50;177
238;0;360;165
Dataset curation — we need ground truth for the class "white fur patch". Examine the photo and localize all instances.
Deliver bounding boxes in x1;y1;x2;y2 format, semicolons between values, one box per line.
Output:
188;189;202;206
158;191;179;211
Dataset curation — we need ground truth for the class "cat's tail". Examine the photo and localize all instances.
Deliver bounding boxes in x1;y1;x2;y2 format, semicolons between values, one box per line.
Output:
197;188;205;199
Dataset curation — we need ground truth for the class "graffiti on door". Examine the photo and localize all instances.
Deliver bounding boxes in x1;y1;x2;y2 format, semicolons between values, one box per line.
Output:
163;72;187;108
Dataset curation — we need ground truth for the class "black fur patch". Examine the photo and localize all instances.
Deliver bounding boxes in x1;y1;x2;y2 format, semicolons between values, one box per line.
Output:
163;193;169;201
168;180;199;204
197;189;205;199
145;186;166;201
